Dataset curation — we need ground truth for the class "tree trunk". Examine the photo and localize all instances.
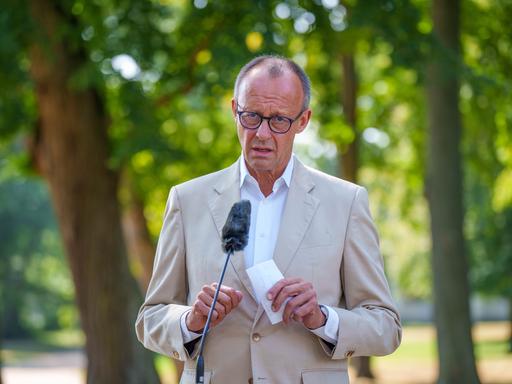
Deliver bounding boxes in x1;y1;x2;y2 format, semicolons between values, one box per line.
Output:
426;0;480;383
121;175;156;293
351;354;374;380
338;54;359;184
28;1;159;383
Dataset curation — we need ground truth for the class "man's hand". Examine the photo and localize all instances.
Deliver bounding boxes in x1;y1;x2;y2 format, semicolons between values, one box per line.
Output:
267;277;326;329
186;283;243;332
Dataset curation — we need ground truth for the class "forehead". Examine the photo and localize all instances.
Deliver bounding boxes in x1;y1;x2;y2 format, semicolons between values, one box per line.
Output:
237;66;303;112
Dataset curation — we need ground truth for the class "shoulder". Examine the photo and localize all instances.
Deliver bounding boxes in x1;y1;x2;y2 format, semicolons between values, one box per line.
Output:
297;160;362;196
295;161;374;224
172;160;238;199
294;159;370;216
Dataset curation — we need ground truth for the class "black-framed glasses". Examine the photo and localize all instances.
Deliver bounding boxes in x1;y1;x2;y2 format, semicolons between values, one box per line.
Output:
236;103;304;134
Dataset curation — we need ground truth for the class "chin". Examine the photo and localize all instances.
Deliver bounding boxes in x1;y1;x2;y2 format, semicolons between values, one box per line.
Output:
248;160;273;173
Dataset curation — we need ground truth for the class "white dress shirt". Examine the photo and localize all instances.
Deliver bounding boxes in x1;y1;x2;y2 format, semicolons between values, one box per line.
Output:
181;155;339;344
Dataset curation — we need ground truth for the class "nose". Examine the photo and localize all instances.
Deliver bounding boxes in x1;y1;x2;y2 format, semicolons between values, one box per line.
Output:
256;118;272;139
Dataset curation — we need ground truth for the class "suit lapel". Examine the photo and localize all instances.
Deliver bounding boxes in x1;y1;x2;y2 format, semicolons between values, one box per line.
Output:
253;159;320;326
208;159;257;302
273;159;319;274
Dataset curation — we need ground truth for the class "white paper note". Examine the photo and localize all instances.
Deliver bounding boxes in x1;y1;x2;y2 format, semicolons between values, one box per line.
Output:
246;260;285;325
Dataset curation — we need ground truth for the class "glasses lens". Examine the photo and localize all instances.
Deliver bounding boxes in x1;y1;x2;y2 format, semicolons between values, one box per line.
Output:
270;116;291;132
240;112;261;128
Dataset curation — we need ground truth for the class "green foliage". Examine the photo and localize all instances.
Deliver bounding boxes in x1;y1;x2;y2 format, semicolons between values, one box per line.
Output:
0;0;510;325
0;141;78;338
460;0;512;299
0;1;36;139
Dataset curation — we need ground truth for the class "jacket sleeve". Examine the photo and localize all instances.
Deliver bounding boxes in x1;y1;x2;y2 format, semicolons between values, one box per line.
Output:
321;186;402;359
135;187;198;361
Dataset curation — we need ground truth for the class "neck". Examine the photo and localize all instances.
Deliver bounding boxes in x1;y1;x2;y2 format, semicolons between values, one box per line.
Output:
242;155;293;197
253;171;279;197
246;165;286;198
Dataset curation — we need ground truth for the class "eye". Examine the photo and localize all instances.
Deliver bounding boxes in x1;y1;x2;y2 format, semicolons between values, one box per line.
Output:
273;116;287;123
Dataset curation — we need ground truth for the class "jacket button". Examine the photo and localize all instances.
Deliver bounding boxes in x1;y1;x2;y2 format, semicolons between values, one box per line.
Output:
173;351;180;359
248;378;253;384
252;333;261;342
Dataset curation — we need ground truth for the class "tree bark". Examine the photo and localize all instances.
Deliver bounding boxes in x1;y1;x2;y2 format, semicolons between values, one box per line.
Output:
121;175;156;293
28;1;159;383
426;0;480;383
338;54;359;184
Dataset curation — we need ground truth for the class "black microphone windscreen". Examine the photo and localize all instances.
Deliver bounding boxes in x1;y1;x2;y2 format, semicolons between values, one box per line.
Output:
221;200;251;253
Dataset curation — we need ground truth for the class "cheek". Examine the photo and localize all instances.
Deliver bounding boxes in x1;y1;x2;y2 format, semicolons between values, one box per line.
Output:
240;128;256;146
237;126;243;145
237;125;247;144
277;135;294;153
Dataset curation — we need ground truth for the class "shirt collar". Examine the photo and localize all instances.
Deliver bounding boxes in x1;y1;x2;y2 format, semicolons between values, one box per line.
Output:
239;154;295;191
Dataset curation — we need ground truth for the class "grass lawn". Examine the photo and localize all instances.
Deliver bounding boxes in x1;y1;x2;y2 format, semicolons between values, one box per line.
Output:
365;322;512;384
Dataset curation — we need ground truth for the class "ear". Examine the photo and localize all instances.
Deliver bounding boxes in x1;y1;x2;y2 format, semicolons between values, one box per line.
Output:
231;98;237;120
295;108;312;134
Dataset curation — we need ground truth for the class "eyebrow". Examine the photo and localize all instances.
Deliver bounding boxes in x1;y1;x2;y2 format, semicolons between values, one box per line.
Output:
237;103;293;118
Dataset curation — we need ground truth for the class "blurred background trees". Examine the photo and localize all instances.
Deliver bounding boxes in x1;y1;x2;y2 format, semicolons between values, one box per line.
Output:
426;0;479;382
0;0;511;383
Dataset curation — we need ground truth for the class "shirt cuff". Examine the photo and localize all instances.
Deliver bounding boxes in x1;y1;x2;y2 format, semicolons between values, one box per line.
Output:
309;305;339;344
180;310;203;344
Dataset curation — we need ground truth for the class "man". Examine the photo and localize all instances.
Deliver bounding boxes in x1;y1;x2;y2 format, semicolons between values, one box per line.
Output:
136;55;401;384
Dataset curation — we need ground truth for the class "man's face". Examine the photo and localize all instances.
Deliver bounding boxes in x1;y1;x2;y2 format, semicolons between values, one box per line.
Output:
232;67;311;179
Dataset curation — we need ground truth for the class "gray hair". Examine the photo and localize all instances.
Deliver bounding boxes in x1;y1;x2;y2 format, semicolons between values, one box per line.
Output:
233;55;311;111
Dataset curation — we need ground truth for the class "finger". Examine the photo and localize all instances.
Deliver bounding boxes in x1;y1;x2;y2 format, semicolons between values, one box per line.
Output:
193;300;213;319
213;301;226;318
213;284;243;310
293;298;318;319
203;284;218;297
267;278;302;301
214;290;234;314
221;286;243;308
272;281;310;312
198;292;227;318
206;285;236;312
282;290;314;324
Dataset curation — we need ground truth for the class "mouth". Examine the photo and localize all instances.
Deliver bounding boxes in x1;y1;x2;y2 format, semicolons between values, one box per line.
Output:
251;146;273;154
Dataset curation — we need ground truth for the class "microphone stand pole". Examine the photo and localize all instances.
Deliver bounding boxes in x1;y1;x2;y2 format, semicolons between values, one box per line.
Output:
195;249;234;384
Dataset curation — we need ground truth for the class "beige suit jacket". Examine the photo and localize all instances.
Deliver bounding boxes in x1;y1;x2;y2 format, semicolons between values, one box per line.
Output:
136;157;401;384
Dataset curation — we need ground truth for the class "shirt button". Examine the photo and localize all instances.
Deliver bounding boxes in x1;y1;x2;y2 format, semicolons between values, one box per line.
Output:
346;350;354;357
172;351;180;359
252;333;261;342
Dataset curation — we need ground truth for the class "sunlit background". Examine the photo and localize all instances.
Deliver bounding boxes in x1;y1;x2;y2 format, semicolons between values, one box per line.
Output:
1;0;511;383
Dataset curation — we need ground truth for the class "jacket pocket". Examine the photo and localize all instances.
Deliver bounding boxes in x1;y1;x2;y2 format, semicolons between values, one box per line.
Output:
180;368;212;384
301;369;348;384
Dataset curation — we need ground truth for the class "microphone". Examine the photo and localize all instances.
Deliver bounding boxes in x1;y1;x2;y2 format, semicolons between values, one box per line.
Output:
222;199;251;253
196;200;251;384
